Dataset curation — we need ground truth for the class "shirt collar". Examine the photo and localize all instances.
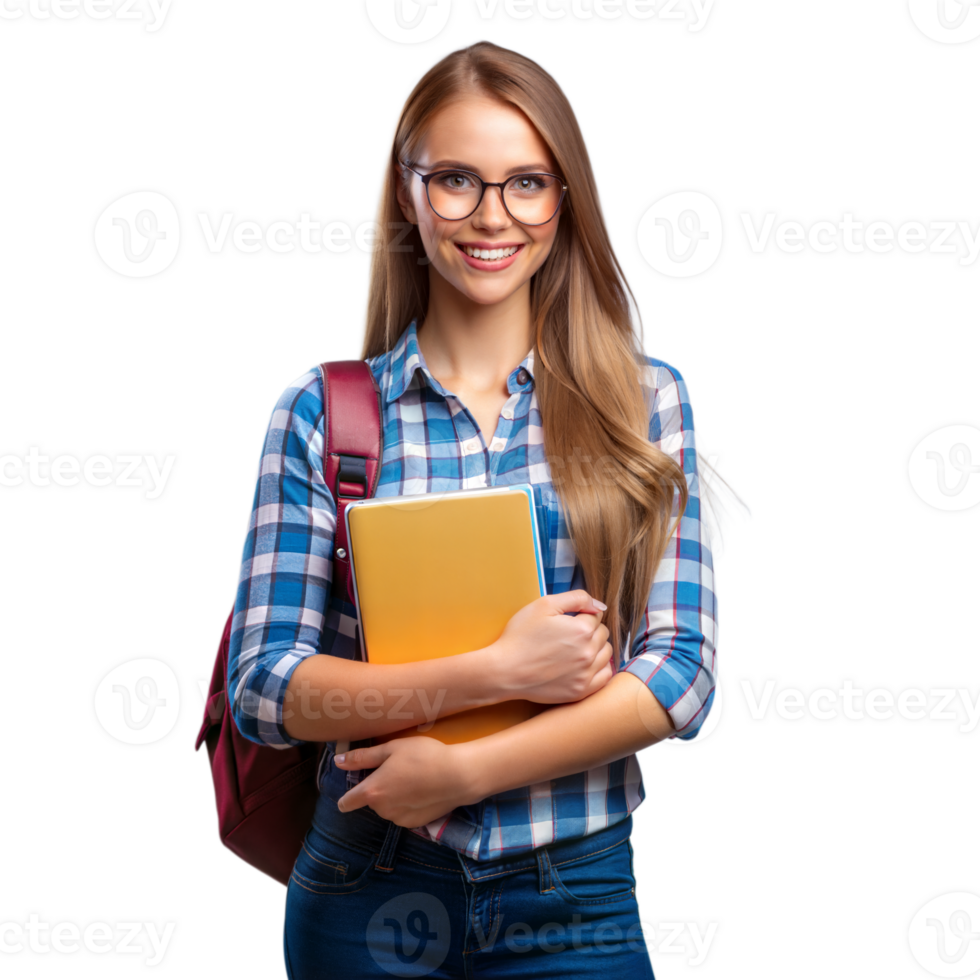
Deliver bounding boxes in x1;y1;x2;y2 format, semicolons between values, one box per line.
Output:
384;319;536;404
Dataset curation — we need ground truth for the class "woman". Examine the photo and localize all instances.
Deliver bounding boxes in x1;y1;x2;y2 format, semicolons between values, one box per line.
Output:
228;41;717;979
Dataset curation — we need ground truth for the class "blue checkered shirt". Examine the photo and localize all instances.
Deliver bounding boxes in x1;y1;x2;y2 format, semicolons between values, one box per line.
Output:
228;319;717;860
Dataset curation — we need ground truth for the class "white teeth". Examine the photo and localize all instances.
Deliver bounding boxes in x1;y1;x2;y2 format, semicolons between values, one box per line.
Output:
462;245;519;260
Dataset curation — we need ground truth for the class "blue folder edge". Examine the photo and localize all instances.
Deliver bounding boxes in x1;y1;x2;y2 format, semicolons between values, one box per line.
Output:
513;483;547;596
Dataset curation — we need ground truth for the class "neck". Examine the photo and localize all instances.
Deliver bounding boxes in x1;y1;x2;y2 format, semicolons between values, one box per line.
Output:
417;270;533;384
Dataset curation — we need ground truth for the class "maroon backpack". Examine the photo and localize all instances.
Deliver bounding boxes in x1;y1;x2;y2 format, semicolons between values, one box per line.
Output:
195;360;383;885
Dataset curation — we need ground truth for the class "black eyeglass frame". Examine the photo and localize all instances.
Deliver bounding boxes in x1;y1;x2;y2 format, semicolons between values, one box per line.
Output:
402;163;568;226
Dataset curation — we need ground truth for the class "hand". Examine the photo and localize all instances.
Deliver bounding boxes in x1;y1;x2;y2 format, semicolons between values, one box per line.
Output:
334;738;478;828
491;590;614;705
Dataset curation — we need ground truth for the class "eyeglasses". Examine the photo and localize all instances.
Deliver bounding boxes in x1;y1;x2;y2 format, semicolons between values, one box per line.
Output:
402;163;567;226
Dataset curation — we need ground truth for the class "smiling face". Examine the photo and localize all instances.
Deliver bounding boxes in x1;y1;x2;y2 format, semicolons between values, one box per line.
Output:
396;94;563;308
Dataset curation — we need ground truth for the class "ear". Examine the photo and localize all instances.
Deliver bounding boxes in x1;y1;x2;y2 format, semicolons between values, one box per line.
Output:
394;163;420;226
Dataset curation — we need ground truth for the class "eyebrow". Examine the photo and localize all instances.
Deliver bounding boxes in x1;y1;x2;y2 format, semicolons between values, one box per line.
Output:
422;159;556;177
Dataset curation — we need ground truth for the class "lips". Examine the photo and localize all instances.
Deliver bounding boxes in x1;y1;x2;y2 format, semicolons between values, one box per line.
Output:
455;242;525;271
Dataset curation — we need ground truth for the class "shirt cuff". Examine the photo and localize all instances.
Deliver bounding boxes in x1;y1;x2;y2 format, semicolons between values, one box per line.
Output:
619;652;716;740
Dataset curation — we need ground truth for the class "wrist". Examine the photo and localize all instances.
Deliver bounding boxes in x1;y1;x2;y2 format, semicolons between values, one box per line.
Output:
453;738;495;803
459;642;511;708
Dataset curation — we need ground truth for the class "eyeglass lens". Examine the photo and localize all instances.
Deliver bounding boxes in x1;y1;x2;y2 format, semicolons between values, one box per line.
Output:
427;171;562;224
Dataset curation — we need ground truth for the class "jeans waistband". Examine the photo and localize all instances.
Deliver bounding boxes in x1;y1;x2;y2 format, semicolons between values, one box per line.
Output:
312;776;633;883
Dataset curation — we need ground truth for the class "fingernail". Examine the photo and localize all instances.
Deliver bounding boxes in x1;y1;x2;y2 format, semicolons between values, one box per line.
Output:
592;600;607;611
335;753;345;764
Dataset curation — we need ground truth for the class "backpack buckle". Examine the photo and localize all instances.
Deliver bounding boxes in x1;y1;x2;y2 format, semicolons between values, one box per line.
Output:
335;454;368;500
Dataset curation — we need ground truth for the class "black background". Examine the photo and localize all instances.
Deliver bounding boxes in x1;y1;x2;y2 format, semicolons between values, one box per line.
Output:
0;0;980;980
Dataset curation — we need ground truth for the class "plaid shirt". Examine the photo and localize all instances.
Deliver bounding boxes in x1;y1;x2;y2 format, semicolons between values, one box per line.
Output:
228;320;717;861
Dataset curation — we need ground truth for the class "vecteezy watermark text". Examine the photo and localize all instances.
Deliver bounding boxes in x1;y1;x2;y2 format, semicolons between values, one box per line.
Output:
0;916;175;966
282;683;448;732
364;889;717;975
0;0;173;31
742;681;980;733
0;446;177;500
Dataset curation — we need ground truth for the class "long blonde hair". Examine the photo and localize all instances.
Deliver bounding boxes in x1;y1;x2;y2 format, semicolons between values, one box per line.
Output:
362;41;688;657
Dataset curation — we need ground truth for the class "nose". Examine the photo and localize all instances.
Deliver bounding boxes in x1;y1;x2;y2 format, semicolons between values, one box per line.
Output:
471;184;512;233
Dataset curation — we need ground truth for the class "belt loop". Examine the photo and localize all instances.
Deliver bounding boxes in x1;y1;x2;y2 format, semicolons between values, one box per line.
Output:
535;846;554;894
374;820;403;874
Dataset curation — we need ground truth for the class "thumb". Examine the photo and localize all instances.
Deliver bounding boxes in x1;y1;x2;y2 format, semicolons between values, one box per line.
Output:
545;589;608;616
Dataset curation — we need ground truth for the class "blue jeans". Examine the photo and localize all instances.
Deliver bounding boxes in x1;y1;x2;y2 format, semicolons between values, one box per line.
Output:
283;789;656;979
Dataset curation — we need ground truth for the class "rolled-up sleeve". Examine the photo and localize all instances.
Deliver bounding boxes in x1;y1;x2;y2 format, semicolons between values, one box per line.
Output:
619;358;718;740
226;369;336;748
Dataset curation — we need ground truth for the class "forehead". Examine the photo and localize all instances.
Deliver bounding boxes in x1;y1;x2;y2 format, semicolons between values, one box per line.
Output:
417;95;556;174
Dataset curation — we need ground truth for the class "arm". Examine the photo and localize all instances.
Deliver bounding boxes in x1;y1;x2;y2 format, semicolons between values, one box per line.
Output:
282;585;611;743
446;672;676;792
282;650;504;744
229;368;462;747
334;672;672;827
618;359;718;738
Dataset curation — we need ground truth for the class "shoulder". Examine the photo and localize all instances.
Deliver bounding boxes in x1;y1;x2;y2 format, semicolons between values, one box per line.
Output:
639;353;686;387
272;355;391;428
278;354;391;410
638;354;692;420
269;368;325;428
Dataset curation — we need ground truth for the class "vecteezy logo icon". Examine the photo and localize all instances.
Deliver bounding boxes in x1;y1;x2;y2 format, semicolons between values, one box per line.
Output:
115;679;162;729
94;191;180;278
94;658;180;744
366;892;451;977
365;0;452;43
654;208;709;262
909;0;980;43
908;425;980;512
112;209;167;262
637;191;723;278
909;893;980;978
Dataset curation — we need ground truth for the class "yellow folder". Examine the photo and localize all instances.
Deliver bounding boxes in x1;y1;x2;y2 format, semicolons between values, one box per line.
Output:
344;485;547;744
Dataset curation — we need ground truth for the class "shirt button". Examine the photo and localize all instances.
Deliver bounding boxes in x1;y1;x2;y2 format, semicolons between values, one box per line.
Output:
516;368;530;386
501;407;514;420
490;438;506;452
463;438;481;455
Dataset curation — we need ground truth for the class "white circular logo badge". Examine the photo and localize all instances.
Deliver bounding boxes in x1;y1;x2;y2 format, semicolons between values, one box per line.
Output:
95;191;180;278
366;892;451;976
637;191;723;278
909;0;980;43
909;892;980;978
365;0;452;44
908;425;980;512
95;658;180;744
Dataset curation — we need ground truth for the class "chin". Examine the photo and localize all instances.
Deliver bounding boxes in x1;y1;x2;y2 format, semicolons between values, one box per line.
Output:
459;282;520;306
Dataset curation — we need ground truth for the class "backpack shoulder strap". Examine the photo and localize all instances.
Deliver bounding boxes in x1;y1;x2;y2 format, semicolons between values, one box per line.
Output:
319;360;383;604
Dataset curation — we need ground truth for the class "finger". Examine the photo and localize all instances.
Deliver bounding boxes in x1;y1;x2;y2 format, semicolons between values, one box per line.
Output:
588;640;613;678
334;744;391;770
586;622;610;650
337;783;369;813
545;589;608;616
585;651;615;695
584;666;614;697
